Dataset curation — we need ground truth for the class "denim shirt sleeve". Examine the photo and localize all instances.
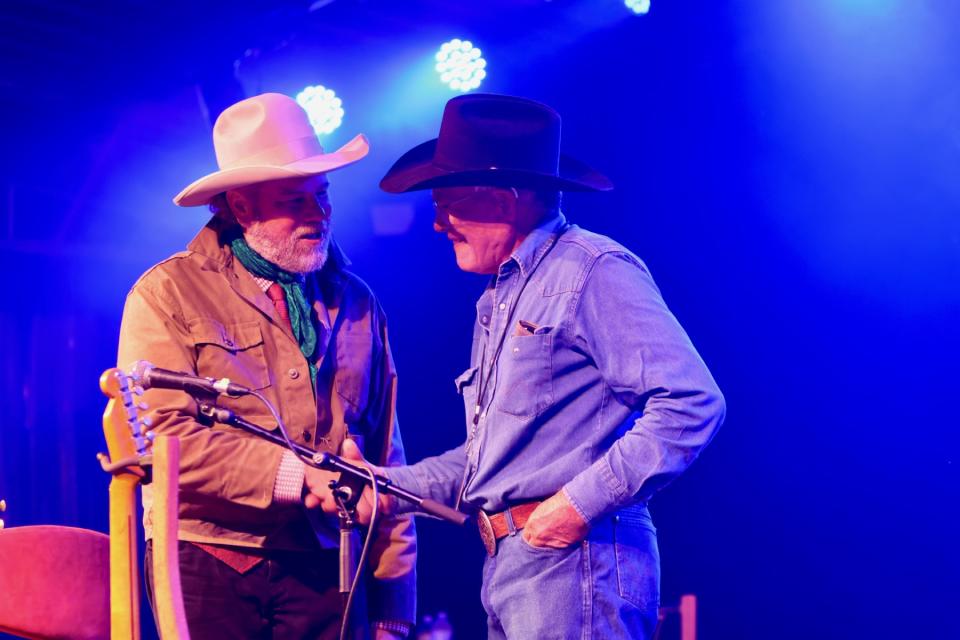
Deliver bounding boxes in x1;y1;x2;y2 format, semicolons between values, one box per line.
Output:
562;252;726;524
382;443;468;514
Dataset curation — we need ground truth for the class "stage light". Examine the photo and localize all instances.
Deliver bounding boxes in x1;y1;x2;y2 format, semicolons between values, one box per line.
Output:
435;39;487;92
625;0;650;15
295;85;344;135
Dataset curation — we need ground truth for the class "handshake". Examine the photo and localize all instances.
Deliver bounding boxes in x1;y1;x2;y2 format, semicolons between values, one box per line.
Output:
302;439;396;524
299;440;588;549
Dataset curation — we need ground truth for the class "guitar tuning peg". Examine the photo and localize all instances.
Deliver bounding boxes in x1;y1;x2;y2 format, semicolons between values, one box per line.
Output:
133;386;145;396
146;431;156;441
141;416;153;428
138;401;149;411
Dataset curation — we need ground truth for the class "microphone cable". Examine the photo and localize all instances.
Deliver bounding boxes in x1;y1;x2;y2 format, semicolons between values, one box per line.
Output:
247;389;380;640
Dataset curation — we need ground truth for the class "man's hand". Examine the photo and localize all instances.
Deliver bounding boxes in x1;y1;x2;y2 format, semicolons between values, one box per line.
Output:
309;439;396;524
522;490;589;549
302;466;338;511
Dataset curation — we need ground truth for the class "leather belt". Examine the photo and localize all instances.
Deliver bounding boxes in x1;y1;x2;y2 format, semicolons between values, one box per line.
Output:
476;500;542;557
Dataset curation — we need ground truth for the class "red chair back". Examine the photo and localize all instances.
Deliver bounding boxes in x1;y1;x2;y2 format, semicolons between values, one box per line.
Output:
0;525;110;640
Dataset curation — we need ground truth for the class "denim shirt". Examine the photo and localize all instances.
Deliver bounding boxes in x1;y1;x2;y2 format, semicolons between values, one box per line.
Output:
386;213;725;524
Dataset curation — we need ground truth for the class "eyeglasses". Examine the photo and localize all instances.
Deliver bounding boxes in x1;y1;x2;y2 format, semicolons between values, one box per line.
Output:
432;186;519;215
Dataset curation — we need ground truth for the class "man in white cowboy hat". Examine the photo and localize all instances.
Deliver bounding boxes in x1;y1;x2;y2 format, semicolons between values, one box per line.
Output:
330;94;726;638
118;93;416;639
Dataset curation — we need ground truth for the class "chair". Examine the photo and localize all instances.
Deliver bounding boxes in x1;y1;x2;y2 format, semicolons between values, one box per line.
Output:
0;525;110;640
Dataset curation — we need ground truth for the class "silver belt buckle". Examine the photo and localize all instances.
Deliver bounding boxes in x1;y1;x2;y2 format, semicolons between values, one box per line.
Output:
476;510;496;557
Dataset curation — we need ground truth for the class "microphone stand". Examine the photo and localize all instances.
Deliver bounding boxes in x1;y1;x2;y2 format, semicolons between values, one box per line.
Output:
197;403;468;636
197;404;468;525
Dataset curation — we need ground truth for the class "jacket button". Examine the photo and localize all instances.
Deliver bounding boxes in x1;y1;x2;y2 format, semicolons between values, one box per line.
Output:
288;368;300;379
303;431;312;442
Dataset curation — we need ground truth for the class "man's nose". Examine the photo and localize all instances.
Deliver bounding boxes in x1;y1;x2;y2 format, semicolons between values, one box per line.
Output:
306;194;331;220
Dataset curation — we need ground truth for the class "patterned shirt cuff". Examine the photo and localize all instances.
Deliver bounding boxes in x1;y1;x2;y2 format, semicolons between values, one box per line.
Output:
272;450;306;504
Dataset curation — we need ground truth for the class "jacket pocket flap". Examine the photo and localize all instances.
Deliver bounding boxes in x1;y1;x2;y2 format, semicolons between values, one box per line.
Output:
191;318;264;351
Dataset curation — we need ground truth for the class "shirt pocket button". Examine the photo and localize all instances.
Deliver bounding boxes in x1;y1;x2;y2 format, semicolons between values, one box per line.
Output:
288;368;300;379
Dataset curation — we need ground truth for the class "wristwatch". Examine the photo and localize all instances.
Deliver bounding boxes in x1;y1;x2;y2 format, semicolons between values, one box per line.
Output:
373;620;413;636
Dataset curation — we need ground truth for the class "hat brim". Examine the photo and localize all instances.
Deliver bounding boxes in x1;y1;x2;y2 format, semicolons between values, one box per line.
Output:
174;134;370;207
379;139;613;194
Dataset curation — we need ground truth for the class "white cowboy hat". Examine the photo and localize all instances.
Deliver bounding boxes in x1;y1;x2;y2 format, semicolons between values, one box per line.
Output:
174;92;369;207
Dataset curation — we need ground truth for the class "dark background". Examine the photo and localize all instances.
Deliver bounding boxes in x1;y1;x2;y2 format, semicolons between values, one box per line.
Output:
1;1;958;638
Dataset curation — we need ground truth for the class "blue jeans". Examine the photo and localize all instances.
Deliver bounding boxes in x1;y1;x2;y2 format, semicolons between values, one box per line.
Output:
481;508;660;639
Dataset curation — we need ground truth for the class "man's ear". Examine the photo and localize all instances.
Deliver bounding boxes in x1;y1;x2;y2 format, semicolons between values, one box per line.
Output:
226;188;254;226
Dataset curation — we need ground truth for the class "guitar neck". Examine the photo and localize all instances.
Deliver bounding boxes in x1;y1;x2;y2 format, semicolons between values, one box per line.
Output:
108;473;142;640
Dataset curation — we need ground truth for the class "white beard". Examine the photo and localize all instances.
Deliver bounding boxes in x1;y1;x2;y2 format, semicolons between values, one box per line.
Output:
243;222;330;274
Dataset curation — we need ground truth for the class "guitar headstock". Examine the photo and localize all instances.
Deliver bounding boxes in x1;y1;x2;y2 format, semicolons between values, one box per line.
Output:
100;367;152;467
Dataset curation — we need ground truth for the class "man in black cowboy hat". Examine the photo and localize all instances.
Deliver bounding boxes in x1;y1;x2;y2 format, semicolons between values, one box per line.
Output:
333;93;725;638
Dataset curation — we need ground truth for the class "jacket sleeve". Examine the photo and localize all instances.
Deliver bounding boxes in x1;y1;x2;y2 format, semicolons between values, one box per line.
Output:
562;252;726;524
361;308;417;625
118;276;286;511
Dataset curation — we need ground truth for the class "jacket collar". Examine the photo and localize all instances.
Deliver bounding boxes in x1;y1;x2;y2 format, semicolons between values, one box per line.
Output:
186;216;349;353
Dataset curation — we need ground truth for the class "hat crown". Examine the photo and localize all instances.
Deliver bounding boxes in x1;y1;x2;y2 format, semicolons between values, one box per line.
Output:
434;94;561;176
378;92;611;194
213;93;324;170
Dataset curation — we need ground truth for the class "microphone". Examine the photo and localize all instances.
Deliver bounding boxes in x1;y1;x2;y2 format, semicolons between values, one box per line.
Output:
129;360;252;398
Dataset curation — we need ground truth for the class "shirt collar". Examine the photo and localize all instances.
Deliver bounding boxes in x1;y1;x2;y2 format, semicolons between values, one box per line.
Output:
503;212;567;278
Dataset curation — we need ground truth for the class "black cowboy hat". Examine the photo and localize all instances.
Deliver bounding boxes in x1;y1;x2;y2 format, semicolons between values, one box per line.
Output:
379;93;613;193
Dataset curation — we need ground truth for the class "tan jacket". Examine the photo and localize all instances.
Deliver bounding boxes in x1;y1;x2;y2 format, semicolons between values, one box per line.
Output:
118;217;416;621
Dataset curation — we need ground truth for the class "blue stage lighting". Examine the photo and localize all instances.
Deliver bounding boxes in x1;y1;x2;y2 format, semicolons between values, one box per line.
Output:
435;39;487;92
295;85;344;135
625;0;650;15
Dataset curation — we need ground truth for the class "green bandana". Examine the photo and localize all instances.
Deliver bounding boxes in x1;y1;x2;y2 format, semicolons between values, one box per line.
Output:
229;234;318;387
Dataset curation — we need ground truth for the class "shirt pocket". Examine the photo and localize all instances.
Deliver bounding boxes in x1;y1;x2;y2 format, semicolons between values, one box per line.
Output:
334;332;373;423
191;318;271;391
496;326;554;418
